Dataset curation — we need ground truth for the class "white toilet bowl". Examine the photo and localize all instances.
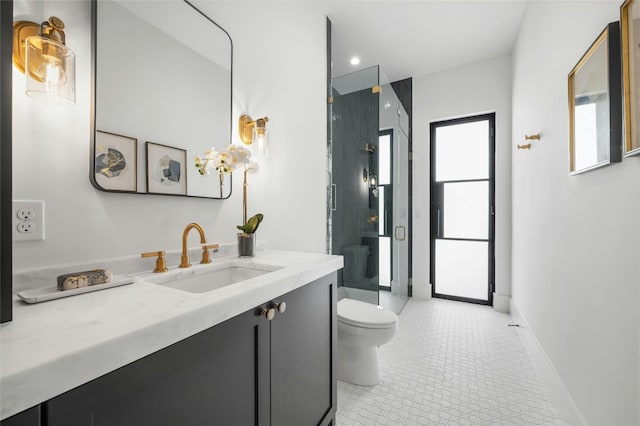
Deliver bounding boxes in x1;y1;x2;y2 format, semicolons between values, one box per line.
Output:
337;298;398;386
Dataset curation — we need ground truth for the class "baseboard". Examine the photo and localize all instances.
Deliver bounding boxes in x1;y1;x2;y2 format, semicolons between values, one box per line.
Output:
492;292;510;313
510;300;587;426
412;282;431;299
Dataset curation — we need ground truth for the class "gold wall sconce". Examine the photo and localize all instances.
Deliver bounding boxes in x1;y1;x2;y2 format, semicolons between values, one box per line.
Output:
13;16;75;105
363;168;377;188
239;114;269;156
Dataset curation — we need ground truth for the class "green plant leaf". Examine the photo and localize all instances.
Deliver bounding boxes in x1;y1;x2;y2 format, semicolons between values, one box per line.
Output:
237;213;264;234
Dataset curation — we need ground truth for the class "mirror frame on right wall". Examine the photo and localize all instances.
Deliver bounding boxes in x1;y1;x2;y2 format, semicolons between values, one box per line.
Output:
621;0;640;156
89;0;234;199
568;21;622;174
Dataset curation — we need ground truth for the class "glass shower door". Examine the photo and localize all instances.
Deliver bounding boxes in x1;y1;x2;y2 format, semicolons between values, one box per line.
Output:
378;80;409;312
330;66;410;313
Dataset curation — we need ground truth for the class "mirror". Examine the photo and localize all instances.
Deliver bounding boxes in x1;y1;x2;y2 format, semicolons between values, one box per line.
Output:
568;21;622;174
91;0;232;198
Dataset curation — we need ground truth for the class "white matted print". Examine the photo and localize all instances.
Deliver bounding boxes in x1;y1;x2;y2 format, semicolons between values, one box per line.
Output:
95;130;137;191
145;142;187;195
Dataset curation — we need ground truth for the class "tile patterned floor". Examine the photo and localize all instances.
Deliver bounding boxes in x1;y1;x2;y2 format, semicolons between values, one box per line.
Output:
379;289;408;315
337;298;565;425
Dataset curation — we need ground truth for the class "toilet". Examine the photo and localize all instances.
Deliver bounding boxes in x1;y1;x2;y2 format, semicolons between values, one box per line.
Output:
337;298;398;386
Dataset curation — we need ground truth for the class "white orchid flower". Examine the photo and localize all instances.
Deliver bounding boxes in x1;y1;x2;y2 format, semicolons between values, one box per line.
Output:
246;161;259;174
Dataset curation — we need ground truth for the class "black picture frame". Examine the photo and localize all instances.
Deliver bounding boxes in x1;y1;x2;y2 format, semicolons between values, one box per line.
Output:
145;142;188;196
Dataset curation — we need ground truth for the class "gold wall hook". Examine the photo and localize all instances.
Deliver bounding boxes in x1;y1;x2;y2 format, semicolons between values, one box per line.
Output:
517;143;531;150
525;134;540;140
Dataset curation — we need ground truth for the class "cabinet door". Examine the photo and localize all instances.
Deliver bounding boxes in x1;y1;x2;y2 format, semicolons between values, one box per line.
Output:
0;406;40;426
270;273;337;426
44;307;270;426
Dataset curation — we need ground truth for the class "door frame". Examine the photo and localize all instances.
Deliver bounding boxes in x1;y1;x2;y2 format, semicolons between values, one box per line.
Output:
429;113;495;305
377;128;393;292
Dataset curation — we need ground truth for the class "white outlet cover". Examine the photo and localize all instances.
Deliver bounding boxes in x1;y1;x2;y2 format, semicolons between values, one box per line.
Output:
13;200;45;242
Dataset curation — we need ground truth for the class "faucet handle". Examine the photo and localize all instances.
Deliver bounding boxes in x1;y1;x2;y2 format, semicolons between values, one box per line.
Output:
141;251;168;273
200;244;220;264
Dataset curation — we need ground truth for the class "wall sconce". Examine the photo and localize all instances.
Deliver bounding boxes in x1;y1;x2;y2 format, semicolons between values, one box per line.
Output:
369;174;377;188
13;16;75;105
363;168;377;188
239;114;269;156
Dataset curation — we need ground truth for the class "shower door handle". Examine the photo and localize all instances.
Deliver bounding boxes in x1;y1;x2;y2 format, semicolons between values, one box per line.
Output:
331;184;337;211
394;225;406;241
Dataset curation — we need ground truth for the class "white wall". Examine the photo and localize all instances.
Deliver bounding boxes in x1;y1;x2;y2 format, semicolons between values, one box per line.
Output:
12;1;328;272
412;55;513;302
511;2;640;425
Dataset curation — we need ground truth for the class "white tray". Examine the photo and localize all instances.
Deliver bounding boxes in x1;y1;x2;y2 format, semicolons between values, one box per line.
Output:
17;275;135;304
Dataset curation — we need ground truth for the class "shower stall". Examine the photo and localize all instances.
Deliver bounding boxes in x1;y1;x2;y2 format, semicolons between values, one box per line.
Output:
328;65;410;314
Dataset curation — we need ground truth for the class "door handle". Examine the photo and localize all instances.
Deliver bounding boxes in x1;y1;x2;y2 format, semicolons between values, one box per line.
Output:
331;184;337;211
394;225;406;241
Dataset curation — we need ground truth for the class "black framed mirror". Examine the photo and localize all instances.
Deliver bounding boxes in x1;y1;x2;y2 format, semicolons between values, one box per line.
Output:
1;0;13;323
90;0;233;199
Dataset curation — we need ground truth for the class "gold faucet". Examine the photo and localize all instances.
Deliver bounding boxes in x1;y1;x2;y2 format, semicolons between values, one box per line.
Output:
180;223;207;268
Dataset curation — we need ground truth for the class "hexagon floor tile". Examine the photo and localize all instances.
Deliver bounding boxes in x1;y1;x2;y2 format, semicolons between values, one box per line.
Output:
336;298;567;425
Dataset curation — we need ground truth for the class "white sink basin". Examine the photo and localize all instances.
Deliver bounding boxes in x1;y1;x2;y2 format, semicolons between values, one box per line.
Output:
146;261;281;294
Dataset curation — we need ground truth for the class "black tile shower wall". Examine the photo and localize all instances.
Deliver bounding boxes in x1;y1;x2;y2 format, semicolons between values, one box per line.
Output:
331;88;379;289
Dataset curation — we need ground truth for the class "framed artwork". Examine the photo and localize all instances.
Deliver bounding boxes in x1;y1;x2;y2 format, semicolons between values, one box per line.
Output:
568;21;622;174
146;142;187;195
94;130;137;191
621;0;640;156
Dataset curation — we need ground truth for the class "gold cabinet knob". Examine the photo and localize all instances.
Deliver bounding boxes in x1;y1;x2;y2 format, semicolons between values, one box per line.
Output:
141;251;168;273
274;302;286;314
262;308;276;321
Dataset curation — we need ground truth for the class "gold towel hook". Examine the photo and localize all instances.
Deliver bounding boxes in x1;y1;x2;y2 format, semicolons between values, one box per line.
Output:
517;143;531;150
525;134;541;141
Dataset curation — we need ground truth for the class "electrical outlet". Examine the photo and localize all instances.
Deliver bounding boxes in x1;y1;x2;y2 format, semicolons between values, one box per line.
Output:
16;208;35;220
13;200;45;241
17;222;35;233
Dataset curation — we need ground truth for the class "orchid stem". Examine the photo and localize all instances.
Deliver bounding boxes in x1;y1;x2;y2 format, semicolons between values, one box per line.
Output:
243;170;248;226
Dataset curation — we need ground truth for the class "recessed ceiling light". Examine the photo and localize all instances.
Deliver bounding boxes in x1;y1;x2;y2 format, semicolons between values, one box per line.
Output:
350;56;360;66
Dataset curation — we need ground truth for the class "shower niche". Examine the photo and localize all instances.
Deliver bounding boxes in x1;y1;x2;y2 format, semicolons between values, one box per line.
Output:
329;65;410;314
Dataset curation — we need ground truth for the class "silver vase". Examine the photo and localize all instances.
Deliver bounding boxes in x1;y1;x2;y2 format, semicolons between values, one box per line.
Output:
237;233;255;257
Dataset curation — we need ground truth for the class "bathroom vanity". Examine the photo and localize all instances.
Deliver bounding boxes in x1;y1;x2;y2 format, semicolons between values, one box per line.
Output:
0;251;342;426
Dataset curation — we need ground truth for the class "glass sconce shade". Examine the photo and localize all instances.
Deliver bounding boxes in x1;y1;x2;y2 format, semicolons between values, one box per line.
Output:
25;35;75;105
253;125;269;156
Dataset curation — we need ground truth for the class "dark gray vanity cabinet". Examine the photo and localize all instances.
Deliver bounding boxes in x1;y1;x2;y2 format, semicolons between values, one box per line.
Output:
271;273;337;426
0;407;40;426
35;272;336;426
44;305;270;425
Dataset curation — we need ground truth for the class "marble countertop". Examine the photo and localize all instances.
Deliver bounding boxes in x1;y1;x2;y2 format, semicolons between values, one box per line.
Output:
0;250;343;420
